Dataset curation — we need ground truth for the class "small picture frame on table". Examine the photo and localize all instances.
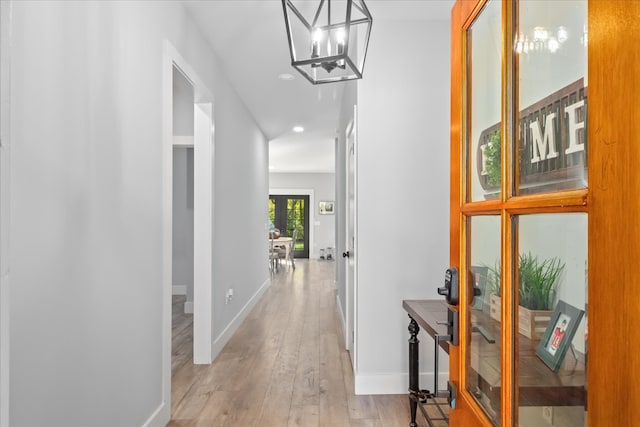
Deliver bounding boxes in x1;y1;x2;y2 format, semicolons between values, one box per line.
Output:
536;300;584;372
319;201;334;215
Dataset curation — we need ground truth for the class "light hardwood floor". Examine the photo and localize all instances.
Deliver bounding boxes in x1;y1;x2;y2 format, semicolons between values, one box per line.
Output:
169;260;422;427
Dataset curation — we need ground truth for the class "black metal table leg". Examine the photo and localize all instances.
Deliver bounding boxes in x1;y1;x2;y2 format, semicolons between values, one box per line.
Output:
408;315;420;427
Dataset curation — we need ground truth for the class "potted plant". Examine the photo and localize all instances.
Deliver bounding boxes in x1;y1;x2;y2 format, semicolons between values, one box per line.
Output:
484;252;565;340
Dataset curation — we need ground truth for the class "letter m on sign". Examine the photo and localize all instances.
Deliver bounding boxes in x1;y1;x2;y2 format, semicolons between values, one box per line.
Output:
530;113;558;163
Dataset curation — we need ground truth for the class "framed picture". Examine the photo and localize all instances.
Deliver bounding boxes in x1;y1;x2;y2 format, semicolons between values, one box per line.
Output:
536;300;585;372
319;201;334;215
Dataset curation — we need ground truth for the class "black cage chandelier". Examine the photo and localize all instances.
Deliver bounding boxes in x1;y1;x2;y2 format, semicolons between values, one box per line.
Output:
281;0;373;85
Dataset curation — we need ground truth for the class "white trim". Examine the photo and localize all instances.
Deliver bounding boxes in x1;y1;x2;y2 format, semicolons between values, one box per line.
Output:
162;39;217;425
336;294;346;338
352;105;359;375
211;278;271;359
0;1;12;425
172;135;194;147
161;40;174;427
140;401;166;427
354;372;450;395
345;104;358;374
192;102;214;364
172;285;187;295
183;300;194;314
0;276;8;427
268;188;315;258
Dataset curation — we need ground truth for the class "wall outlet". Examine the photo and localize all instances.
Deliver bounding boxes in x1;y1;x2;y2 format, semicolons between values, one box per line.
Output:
225;288;234;304
542;406;553;424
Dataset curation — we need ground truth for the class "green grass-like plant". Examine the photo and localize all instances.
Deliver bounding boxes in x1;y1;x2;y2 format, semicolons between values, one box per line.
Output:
518;252;565;310
484;252;565;310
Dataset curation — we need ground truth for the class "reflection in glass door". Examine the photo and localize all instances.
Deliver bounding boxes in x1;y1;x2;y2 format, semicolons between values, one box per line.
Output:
467;216;501;423
516;214;587;426
516;2;587;425
465;1;503;421
456;0;588;425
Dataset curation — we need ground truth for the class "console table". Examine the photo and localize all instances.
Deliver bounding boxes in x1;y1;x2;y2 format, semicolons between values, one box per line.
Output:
403;299;586;426
403;300;452;427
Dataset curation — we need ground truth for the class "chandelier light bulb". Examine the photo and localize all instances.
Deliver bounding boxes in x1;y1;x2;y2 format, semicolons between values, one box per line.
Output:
311;28;323;58
548;37;560;53
514;33;524;53
313;29;323;43
557;26;569;43
533;26;548;42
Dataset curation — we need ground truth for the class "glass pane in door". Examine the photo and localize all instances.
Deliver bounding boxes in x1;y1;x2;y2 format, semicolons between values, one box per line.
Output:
286;198;305;252
467;215;501;424
269;195;310;258
516;213;587;426
468;0;502;202
517;0;587;195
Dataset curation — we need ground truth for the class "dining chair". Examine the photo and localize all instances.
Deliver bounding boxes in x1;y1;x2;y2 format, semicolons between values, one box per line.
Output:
287;228;298;270
269;236;281;273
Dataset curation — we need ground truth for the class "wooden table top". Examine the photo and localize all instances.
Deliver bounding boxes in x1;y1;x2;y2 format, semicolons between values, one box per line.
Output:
402;299;586;406
402;300;450;353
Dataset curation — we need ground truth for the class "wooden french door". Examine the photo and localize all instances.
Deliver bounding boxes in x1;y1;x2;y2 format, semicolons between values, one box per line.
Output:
449;1;640;426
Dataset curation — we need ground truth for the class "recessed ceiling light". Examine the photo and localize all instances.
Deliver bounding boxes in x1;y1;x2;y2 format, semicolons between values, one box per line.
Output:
293;126;304;133
278;73;295;81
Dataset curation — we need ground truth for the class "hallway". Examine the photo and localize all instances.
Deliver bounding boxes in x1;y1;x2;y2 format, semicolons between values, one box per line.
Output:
169;260;413;426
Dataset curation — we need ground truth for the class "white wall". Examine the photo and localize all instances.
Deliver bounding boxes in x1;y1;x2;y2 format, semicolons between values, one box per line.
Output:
172;68;195;306
172;67;194;138
172;147;194;304
8;1;267;426
269;172;335;259
353;18;451;394
212;75;269;350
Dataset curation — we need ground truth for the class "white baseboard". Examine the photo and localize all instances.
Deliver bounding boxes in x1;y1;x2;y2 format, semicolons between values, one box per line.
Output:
172;285;187;295
211;278;272;359
0;274;10;427
184;300;194;314
336;294;346;343
140;400;168;427
354;372;450;395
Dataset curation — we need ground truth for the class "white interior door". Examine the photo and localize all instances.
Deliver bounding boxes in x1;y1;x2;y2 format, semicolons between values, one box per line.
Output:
345;110;356;368
0;1;10;421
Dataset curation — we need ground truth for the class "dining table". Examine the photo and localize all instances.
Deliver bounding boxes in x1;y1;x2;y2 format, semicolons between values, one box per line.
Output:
270;236;293;267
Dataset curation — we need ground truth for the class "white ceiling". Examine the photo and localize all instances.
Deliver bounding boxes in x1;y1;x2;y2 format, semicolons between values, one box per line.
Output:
182;0;454;173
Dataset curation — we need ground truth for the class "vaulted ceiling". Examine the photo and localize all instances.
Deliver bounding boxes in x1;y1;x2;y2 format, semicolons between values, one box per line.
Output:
182;0;454;173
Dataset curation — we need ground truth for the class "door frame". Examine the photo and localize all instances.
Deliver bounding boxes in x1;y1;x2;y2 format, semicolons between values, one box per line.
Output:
0;0;10;423
162;40;216;421
268;188;315;259
192;102;214;364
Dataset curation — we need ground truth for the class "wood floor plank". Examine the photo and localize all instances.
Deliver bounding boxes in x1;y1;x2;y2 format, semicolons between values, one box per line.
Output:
255;300;304;425
318;332;351;426
287;404;319;427
372;394;414;427
170;260;416;427
340;351;379;422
